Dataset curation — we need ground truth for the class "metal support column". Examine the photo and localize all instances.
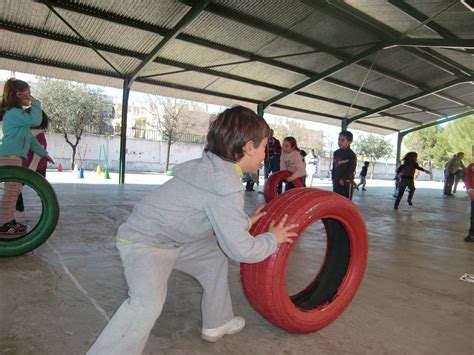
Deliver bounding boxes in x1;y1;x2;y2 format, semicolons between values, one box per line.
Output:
119;79;130;184
396;132;403;166
257;103;264;117
341;117;348;131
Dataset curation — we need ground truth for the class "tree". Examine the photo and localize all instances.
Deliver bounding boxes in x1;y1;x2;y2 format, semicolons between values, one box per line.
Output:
353;134;393;178
403;115;473;168
403;126;439;176
440;115;473;162
271;119;324;155
146;96;192;172
36;78;112;169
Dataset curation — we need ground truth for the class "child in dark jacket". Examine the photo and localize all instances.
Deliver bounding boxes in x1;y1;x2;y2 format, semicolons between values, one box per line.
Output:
356;161;369;191
332;131;357;199
394;152;431;210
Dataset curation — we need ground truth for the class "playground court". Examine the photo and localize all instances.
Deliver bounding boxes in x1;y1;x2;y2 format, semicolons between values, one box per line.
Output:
0;174;472;354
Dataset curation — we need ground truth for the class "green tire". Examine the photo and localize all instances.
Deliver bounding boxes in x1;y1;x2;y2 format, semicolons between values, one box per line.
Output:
0;166;60;257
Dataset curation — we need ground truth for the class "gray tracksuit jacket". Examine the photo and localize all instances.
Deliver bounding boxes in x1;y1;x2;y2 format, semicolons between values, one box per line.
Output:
118;151;277;263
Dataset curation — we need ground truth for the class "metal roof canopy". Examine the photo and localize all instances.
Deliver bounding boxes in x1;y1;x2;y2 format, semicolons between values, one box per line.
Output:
0;0;473;183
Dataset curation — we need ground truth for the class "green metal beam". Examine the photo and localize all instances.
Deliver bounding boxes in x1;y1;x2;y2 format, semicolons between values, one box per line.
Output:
392;38;474;49
262;43;386;109
387;0;473;48
119;80;130;184
127;0;210;87
40;0;123;76
347;77;472;124
1;20;378;114
37;0;427;107
180;0;432;91
400;110;473;136
0;51;123;78
307;1;474;94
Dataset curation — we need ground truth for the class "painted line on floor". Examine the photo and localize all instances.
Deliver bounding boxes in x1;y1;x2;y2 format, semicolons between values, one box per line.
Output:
47;241;110;322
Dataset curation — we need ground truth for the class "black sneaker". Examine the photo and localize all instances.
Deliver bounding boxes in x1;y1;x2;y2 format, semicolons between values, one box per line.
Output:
11;220;27;232
0;222;25;237
408;201;413;206
464;235;474;242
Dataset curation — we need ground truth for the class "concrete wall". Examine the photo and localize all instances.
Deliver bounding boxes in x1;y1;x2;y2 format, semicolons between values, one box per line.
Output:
46;132;204;173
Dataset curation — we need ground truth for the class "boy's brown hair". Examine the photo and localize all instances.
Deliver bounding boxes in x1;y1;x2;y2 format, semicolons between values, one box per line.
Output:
0;78;30;120
205;105;270;162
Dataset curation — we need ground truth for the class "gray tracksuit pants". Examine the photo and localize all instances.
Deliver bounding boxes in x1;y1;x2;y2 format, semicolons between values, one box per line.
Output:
87;237;233;355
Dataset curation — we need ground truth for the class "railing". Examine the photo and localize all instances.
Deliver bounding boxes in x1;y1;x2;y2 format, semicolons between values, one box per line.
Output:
83;125;206;144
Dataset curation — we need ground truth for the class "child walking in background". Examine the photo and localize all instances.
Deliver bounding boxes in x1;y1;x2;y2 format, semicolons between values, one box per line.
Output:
332;131;357;199
16;110;50;217
356;161;370;191
87;106;298;355
299;150;307;187
394;152;431;210
0;78;53;237
280;136;305;190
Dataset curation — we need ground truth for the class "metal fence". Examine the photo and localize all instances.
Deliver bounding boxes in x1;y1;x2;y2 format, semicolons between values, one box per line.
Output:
83;125;206;144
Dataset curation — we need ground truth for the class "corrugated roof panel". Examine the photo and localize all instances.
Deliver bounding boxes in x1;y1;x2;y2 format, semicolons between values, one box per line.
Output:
330;64;422;100
73;0;189;29
185;12;278;53
53;9;163;55
158;39;247;68
442;84;474;105
358;116;412;131
217;0;315;29
0;57;122;88
211;62;305;88
346;0;436;37
0;32;114;72
278;95;365;118
408;1;474;37
301;82;390;109
275;51;342;74
206;79;279;101
285;10;379;52
431;48;474;71
136;62;189;78
145;71;223;90
0;0;51;28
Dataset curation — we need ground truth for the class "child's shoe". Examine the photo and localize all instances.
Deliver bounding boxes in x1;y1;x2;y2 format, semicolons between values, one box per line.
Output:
202;317;245;342
0;221;25;238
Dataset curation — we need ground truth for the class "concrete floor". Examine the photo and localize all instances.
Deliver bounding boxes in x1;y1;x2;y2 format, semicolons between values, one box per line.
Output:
0;176;473;354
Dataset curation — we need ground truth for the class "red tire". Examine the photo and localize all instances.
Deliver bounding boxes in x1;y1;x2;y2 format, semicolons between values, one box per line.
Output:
240;187;368;333
264;170;304;203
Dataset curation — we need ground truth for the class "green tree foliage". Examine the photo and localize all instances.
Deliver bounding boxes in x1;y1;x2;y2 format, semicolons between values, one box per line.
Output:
403;115;473;167
35;78;112;169
353;134;393;178
440;116;473;162
403;126;439;165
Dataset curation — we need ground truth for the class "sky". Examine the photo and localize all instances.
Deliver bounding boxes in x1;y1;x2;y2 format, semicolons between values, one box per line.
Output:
1;69;400;156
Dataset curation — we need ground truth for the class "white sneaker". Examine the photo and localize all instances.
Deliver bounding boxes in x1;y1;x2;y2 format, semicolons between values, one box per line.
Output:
201;317;245;342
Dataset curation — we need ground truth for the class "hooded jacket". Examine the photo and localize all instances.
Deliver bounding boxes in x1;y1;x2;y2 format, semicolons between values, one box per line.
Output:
0;100;47;159
119;151;277;263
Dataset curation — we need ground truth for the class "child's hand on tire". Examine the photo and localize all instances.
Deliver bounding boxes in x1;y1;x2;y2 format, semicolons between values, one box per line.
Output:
269;214;298;244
